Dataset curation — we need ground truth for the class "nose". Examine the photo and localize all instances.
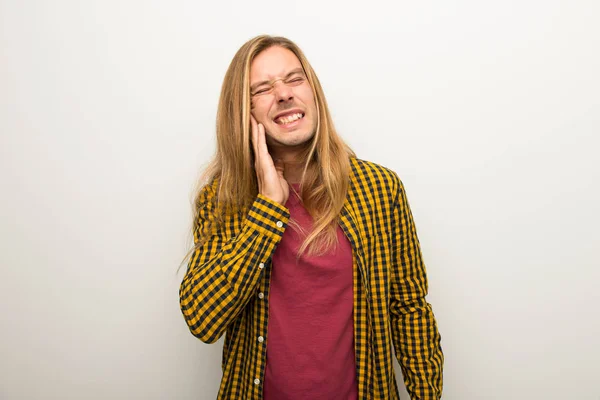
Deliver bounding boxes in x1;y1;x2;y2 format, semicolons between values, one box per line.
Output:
273;81;293;103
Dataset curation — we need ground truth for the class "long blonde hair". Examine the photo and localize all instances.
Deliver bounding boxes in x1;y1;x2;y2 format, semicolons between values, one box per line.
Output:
192;35;354;258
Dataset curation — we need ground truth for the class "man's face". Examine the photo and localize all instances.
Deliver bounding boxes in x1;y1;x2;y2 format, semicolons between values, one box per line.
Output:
249;46;318;153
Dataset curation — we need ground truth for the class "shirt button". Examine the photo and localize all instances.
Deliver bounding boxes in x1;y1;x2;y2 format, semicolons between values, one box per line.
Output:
258;292;264;299
254;378;260;385
276;221;283;228
258;336;264;343
258;262;265;269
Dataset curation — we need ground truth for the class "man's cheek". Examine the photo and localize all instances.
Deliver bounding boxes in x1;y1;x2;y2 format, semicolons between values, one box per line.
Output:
258;116;268;126
252;111;267;126
263;130;276;146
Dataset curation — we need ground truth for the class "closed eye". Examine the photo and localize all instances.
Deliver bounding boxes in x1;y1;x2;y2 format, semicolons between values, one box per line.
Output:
285;77;305;85
252;87;271;96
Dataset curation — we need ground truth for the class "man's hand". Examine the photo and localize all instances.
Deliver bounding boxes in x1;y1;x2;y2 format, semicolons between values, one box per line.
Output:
250;115;289;205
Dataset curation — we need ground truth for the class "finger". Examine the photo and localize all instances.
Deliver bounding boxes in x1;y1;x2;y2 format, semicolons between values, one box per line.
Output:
250;115;257;147
250;116;259;168
257;123;272;162
258;124;276;175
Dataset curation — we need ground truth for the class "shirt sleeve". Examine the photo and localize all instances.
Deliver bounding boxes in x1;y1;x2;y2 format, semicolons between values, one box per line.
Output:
179;183;290;343
389;176;444;399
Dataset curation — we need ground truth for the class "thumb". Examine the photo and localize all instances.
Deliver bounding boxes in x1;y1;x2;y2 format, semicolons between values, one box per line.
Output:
273;159;285;178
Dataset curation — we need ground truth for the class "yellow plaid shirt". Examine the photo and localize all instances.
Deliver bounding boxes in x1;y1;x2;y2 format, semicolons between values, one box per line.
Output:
180;158;444;399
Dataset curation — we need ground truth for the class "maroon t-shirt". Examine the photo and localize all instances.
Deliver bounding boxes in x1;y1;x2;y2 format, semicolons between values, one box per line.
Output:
263;186;358;400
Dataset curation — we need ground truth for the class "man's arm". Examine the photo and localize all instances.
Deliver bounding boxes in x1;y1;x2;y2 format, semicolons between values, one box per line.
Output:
180;118;290;343
389;176;444;399
179;182;289;343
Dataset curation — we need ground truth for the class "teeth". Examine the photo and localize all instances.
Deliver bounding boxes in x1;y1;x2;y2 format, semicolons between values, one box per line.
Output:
277;113;303;124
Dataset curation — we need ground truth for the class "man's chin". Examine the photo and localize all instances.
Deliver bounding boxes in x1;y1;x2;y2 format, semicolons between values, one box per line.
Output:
265;132;313;148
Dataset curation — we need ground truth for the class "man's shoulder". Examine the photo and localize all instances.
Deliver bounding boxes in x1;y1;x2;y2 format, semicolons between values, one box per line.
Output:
349;157;401;189
195;177;219;205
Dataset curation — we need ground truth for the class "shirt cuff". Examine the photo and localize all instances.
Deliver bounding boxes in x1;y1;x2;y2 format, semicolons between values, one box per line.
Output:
245;194;290;240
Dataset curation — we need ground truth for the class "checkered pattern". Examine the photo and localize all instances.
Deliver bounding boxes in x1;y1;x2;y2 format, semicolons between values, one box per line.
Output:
180;158;444;399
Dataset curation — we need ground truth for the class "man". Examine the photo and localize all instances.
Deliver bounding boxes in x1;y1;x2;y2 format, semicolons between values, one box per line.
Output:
180;35;443;399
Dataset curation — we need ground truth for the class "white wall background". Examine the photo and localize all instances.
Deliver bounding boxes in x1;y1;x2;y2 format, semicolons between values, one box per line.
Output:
1;0;598;399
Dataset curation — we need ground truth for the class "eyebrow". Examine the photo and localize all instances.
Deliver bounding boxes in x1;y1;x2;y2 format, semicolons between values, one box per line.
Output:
250;67;305;92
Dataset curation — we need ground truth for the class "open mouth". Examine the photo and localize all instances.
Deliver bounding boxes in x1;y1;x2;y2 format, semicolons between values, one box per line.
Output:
274;112;305;125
